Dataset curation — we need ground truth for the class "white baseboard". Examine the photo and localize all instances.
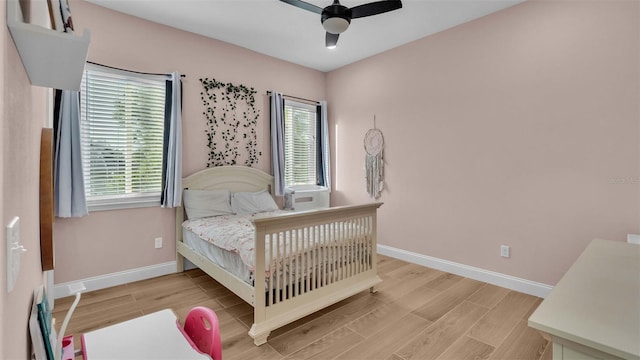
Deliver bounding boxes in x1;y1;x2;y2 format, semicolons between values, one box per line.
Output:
54;261;177;299
377;245;553;298
53;249;553;299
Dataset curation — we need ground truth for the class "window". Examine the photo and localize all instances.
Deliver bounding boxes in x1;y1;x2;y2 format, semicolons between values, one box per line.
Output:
283;100;318;187
80;63;167;210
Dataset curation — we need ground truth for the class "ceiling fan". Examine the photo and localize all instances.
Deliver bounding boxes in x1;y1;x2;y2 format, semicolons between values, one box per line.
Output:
280;0;403;48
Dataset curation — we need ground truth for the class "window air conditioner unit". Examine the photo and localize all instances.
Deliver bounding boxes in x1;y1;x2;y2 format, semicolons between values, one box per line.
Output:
284;185;330;211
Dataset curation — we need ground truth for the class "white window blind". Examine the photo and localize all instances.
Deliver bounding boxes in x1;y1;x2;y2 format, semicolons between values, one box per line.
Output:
283;100;317;187
80;64;167;210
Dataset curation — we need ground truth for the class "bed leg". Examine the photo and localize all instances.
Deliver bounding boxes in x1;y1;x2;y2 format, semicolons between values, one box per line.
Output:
253;333;269;346
176;252;184;273
370;285;378;294
249;326;270;346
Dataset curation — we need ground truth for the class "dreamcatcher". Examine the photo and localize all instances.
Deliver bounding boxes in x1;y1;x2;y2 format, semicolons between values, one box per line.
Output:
364;117;384;199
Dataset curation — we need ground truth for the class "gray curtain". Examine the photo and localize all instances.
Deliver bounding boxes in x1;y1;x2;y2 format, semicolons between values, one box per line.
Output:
270;91;285;196
161;72;183;208
316;101;331;190
54;90;88;217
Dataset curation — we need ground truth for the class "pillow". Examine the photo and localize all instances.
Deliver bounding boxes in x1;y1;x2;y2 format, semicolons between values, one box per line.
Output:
231;189;279;215
183;189;233;220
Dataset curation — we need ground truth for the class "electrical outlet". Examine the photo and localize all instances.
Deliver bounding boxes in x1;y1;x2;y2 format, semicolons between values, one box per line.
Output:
500;245;510;258
154;237;163;249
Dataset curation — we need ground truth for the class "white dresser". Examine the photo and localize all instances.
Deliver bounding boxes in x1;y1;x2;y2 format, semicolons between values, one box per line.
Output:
528;239;640;360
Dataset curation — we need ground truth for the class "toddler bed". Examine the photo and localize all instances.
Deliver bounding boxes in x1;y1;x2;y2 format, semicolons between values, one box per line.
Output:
175;166;382;345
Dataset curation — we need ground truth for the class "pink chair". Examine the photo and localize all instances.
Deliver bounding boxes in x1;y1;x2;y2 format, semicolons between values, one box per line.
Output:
182;306;222;360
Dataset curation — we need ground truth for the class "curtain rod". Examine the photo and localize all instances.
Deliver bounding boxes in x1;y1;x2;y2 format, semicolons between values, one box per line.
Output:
266;91;319;105
86;61;186;78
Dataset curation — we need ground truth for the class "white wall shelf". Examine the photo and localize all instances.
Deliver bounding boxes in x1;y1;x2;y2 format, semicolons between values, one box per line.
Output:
6;0;90;91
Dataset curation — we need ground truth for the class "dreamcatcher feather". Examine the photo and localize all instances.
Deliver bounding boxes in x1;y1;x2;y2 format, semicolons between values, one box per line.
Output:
364;126;384;199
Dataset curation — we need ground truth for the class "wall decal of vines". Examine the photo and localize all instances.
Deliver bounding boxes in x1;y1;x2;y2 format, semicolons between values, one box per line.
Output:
200;77;262;167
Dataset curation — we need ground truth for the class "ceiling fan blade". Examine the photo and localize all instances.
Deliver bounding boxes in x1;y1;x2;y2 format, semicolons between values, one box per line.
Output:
326;32;339;48
351;0;402;19
279;0;323;14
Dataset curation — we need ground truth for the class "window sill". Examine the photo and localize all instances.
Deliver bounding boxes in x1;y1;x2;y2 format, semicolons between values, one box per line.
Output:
87;195;161;212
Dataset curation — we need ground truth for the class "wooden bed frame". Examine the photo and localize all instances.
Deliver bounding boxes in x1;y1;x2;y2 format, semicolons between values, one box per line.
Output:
175;166;382;345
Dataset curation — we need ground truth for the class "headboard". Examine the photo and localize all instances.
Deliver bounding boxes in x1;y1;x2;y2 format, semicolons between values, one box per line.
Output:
176;166;275;247
181;165;275;193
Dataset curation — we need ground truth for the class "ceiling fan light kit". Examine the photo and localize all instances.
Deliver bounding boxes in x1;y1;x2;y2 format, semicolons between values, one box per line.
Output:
281;0;402;48
322;15;350;34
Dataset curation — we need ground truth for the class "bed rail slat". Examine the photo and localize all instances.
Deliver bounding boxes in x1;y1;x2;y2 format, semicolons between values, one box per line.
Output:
269;233;274;306
287;229;293;300
324;224;328;286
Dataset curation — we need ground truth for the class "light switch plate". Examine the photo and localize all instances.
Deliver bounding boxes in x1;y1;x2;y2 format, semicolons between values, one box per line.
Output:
6;217;26;293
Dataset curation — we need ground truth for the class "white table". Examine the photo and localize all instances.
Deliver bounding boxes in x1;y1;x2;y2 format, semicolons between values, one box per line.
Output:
528;239;640;360
81;309;211;359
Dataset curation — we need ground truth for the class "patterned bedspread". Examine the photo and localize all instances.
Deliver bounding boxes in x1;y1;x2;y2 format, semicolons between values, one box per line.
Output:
183;211;368;277
182;211;286;271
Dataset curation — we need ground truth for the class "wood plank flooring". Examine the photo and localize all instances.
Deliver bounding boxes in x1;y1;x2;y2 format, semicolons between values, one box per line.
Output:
54;255;552;360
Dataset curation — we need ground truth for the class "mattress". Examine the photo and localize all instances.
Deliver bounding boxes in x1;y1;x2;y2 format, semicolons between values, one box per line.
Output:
182;211;371;287
183;226;253;284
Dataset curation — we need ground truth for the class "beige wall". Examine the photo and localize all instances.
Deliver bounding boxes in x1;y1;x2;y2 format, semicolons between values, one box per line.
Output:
1;2;5;353
1;0;51;357
53;0;326;283
326;0;640;285
55;0;640;287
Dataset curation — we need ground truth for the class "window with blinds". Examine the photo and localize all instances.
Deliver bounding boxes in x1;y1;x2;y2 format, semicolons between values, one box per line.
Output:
283;100;318;187
80;63;167;210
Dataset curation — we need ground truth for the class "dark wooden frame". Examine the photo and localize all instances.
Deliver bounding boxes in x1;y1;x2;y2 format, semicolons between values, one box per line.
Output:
40;128;54;270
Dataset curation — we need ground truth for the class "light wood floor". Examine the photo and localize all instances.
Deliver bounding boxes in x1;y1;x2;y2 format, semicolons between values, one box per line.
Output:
54;255;552;360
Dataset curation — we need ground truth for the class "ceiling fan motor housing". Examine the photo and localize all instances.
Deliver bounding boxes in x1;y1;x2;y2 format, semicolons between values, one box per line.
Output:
321;4;352;34
280;0;403;47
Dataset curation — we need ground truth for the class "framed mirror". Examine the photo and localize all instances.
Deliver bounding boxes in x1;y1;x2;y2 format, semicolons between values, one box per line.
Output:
40;128;54;270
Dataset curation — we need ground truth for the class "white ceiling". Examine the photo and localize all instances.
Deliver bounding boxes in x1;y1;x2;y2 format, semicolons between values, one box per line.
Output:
86;0;524;72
